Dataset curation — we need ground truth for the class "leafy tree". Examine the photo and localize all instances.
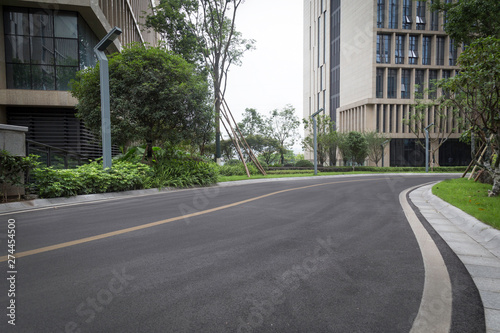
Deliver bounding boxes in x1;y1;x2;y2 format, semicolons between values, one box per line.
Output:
238;108;266;136
337;131;368;169
220;138;235;162
430;0;500;45
438;37;500;196
267;105;301;165
143;0;200;63
303;115;337;166
365;131;390;167
242;134;280;163
71;44;212;159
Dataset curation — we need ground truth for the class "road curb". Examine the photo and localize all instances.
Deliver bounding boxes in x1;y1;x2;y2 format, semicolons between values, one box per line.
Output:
410;183;500;333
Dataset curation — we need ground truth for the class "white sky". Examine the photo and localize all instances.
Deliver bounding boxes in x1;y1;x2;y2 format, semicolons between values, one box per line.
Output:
223;0;304;151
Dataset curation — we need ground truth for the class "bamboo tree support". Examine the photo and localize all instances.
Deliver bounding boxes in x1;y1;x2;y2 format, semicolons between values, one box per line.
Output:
468;141;489;180
462;142;486;178
221;98;267;176
219;106;251;178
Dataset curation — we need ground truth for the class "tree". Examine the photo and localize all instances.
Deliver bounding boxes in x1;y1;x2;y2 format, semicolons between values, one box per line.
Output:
303;115;337;166
404;83;459;169
143;0;200;63
267;105;301;165
71;44;212;159
439;37;500;196
365;131;390;167
145;0;255;162
430;0;500;45
337;131;368;169
238;108;266;136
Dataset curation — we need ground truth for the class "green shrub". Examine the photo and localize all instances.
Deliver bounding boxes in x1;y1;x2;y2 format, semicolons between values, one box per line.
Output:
224;159;242;166
1;150;40;201
218;162;259;176
33;161;152;198
149;149;218;188
295;160;314;168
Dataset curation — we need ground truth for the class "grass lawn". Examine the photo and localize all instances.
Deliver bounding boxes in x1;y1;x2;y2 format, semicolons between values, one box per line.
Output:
433;178;500;230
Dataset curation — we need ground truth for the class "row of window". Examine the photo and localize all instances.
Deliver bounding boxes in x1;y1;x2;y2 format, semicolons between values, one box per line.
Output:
376;33;458;66
4;7;99;91
376;67;454;100
377;0;451;31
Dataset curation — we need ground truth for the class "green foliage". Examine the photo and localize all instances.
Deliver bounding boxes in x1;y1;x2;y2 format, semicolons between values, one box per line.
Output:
0;150;39;201
268;104;301;165
337;132;368;168
218;162;258;176
144;0;200;63
439;36;500;195
303;114;337;166
33;161;152;198
430;0;500;45
364;131;390;167
295;160;314;168
71;44;212;151
149;148;218;188
224;159;241;166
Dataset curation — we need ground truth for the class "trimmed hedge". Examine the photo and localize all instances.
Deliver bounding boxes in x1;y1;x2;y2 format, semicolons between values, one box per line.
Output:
268;166;467;173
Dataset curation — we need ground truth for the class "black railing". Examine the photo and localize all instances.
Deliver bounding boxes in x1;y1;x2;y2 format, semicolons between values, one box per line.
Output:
26;139;88;169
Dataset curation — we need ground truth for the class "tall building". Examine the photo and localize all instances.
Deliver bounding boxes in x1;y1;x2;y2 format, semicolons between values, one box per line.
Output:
0;0;157;158
304;0;471;166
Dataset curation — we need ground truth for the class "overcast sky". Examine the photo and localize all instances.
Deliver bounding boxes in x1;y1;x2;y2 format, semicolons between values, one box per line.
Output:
223;0;304;150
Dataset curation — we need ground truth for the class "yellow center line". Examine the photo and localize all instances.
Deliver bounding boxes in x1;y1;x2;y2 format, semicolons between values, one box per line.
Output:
0;178;381;262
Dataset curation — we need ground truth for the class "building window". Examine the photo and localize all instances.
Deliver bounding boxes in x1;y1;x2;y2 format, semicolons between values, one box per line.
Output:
442;70;452;80
422;36;432;65
436;36;445;65
4;6;98;91
449;39;458;66
376;68;384;98
416;1;426;30
431;9;439;31
389;0;399;29
377;34;391;64
403;0;412;29
428;70;438;99
387;69;397;98
409;35;419;64
377;0;386;28
415;69;425;97
401;69;411;99
395;35;405;64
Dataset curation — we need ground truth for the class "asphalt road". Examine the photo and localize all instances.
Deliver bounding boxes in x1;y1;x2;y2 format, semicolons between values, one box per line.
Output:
0;174;484;332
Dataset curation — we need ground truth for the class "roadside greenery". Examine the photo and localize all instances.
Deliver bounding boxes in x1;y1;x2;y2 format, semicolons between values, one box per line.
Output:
33;161;152;198
0;150;39;202
433;178;500;230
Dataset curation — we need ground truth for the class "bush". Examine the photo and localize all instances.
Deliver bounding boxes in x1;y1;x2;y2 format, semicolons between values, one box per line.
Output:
149;148;218;188
33;161;152;198
0;150;40;201
224;159;242;166
295;160;314;168
218;162;259;176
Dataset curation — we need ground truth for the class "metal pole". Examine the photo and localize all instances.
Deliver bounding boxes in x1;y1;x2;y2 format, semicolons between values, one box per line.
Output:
94;27;122;170
425;123;434;173
311;108;324;176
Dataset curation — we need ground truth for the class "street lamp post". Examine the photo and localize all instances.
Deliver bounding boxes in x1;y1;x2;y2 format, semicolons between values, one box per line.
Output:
94;27;122;169
425;123;434;173
311;108;324;176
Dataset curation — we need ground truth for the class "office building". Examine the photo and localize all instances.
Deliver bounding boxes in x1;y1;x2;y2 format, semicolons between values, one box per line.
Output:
1;0;157;158
304;0;470;166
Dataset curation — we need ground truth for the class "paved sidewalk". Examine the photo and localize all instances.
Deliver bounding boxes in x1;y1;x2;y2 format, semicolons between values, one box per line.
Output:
410;184;500;333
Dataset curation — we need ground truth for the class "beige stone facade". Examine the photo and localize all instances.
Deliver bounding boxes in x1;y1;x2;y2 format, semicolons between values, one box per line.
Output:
304;0;469;167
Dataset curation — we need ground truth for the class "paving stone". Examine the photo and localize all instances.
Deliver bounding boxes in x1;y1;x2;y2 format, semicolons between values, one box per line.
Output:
480;291;500;311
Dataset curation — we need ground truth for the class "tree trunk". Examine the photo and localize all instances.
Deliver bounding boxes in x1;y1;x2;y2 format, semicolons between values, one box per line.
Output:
488;167;500;197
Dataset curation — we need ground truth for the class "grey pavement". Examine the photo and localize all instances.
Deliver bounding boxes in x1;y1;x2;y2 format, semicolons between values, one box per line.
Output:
410;183;500;333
